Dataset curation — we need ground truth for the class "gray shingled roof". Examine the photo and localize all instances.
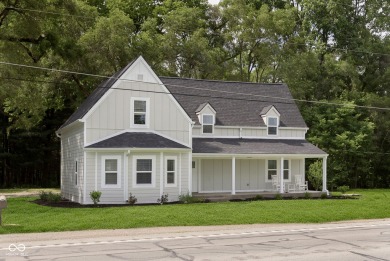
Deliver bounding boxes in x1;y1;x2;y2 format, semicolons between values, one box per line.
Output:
85;132;190;149
192;138;326;155
58;60;135;130
160;77;307;128
59;58;307;131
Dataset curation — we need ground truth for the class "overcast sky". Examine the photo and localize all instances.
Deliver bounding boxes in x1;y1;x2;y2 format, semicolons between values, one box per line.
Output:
208;0;221;5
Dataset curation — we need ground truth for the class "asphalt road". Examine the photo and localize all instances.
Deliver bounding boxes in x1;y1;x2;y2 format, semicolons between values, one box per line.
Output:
1;219;390;260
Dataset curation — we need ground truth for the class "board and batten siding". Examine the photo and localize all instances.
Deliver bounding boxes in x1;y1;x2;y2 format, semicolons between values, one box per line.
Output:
60;124;84;203
85;61;190;147
198;158;305;193
193;126;306;138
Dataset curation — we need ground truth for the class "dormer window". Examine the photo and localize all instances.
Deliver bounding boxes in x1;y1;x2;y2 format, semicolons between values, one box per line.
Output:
267;117;278;135
202;114;214;134
196;102;216;135
131;97;150;128
260;105;280;136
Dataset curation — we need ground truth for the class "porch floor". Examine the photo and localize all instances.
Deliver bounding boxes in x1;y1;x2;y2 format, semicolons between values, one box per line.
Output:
192;191;323;202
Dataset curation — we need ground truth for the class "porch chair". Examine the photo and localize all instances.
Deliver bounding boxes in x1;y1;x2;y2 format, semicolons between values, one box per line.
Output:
288;175;308;192
271;175;285;192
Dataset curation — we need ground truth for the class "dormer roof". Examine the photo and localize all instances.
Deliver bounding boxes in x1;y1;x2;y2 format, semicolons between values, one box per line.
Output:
260;105;280;117
195;102;217;114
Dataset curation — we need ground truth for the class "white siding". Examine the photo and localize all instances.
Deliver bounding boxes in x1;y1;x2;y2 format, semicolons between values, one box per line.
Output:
193;126;306;139
201;159;232;192
60;124;84;203
85;61;190;146
235;159;266;191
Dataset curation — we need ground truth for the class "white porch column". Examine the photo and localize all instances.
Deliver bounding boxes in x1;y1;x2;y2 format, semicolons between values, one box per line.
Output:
322;156;328;195
232;156;236;195
280;157;284;193
160;152;164;197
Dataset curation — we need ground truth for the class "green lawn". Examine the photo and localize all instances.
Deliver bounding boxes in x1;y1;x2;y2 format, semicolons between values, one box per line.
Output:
0;189;389;234
0;188;60;194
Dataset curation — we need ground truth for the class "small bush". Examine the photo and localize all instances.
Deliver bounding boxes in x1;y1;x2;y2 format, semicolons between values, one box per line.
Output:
275;193;283;200
304;192;311;199
337;185;350;194
254;194;264;200
90;191;102;205
128;193;137;205
39;191;62;202
321;193;328;199
39;191;49;201
157;193;169;205
178;193;201;203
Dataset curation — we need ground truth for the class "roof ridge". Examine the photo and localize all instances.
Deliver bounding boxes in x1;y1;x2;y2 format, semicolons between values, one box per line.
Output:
159;76;285;86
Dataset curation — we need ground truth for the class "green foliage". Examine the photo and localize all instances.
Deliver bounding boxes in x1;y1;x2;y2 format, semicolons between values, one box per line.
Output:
321;193;328;199
90;191;102;205
304;192;311;199
178;193;202;204
128;193;137;205
337;186;350;194
39;191;61;203
308;161;323;191
254;194;264;200
274;193;283;200
157;193;169;205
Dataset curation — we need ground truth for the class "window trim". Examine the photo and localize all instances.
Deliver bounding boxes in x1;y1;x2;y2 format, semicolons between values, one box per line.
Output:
130;97;150;128
101;155;121;189
266;159;278;182
201;114;214;134
132;155;156;188
74;160;78;186
267;116;279;136
165;156;177;187
265;159;291;182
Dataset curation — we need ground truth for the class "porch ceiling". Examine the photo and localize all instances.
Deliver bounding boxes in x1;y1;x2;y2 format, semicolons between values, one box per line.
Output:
192;138;327;155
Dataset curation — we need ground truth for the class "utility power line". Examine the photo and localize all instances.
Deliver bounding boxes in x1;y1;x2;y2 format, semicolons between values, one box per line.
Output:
1;61;390;111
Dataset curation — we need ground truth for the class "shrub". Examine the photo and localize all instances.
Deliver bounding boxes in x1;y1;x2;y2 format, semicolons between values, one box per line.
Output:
308;161;323;191
337;185;350;194
39;191;62;202
304;192;311;199
178;193;201;203
128;193;137;205
254;194;264;200
321;193;328;199
275;193;283;200
39;191;49;201
157;193;169;205
90;191;102;205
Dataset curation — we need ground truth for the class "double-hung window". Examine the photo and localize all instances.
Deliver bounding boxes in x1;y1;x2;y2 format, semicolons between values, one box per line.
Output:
202;114;214;134
267;160;277;180
267;117;278;135
131;97;149;128
283;160;290;180
101;156;121;188
133;156;156;187
165;157;177;187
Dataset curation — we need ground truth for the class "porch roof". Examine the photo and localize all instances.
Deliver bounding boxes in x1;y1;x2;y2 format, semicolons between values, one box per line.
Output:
192;138;327;155
86;132;190;149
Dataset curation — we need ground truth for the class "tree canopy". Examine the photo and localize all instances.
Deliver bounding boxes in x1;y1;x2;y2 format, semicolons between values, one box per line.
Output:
0;0;389;188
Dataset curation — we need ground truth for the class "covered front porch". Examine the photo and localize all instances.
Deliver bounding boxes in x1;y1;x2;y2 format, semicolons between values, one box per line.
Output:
191;138;328;196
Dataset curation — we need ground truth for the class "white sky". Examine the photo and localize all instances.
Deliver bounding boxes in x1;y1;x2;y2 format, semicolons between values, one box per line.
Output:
208;0;221;5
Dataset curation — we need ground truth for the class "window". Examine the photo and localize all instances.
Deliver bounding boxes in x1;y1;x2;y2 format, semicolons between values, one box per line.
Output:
202;114;214;134
192;161;196;169
267;160;277;180
131;98;149;128
75;161;78;186
165;157;177;187
133;156;156;187
267;117;278;135
267;159;290;181
101;156;121;188
283;160;290;180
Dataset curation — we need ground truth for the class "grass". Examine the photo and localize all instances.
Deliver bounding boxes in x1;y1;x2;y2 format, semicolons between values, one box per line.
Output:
0;189;389;234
